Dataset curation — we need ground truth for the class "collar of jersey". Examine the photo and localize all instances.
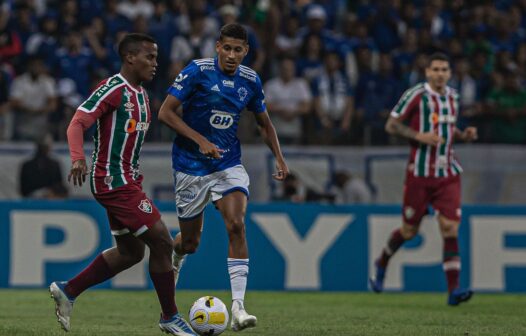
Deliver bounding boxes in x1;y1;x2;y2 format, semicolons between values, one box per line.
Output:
117;73;143;94
424;82;450;97
214;57;239;78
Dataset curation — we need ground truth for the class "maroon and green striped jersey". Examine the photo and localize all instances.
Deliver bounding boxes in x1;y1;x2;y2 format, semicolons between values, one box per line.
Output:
390;82;463;178
78;74;152;194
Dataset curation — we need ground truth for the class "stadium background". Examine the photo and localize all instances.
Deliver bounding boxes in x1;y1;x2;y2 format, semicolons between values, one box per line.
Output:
0;0;525;296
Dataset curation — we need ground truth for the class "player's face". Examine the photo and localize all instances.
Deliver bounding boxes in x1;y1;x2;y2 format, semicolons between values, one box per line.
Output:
216;37;248;75
133;42;158;82
425;60;451;91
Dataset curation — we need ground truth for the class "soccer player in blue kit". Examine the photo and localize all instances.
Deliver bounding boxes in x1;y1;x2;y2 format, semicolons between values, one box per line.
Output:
158;23;289;332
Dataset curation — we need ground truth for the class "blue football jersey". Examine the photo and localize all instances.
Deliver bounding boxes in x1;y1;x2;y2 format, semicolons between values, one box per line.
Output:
167;57;266;175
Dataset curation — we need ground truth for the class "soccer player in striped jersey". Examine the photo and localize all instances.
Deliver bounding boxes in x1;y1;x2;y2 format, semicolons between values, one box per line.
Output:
159;23;289;331
369;53;478;306
50;33;196;336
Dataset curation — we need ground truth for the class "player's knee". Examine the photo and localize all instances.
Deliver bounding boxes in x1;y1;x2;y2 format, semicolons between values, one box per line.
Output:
122;248;145;265
227;218;246;239
400;225;418;239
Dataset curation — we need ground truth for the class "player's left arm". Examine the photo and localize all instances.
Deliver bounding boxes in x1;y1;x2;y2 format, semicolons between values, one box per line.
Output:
454;126;478;142
254;111;289;181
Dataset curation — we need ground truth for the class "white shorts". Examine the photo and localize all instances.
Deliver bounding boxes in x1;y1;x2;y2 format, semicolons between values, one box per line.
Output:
174;165;250;220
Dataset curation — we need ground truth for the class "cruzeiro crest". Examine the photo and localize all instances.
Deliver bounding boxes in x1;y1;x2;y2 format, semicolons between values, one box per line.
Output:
138;199;153;214
237;87;248;101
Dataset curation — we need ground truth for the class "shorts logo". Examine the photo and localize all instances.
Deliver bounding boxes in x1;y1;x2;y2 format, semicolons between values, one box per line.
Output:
138;199;153;214
237;87;248;101
180;190;197;202
104;176;113;185
404;206;415;219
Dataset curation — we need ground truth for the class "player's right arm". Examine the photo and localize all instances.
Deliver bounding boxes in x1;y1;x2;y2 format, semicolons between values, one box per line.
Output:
158;62;222;159
386;86;443;147
66;80;120;186
158;95;222;159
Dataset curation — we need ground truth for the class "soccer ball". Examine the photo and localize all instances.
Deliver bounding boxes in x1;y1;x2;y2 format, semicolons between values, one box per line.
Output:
189;296;229;336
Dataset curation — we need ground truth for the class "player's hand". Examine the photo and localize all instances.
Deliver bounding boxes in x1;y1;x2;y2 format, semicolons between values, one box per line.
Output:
198;140;224;159
462;127;478;142
272;159;289;181
68;159;88;187
415;131;444;146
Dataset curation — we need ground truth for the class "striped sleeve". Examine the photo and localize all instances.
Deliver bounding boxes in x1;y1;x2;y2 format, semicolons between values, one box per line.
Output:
78;77;124;115
391;84;423;120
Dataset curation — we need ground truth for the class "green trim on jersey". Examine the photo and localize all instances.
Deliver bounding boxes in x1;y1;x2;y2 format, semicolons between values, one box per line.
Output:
393;83;425;116
131;93;146;171
90;121;101;194
438;96;448;177
80;75;124;112
108;90;129;189
416;95;432;176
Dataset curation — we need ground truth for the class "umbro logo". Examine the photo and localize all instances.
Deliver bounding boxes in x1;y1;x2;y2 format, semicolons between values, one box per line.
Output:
211;84;220;92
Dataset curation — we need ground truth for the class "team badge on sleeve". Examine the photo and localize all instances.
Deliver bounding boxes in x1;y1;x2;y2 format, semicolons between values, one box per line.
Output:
138;199;153;213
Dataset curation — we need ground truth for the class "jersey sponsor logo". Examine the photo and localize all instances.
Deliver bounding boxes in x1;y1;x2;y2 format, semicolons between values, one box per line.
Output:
199;65;215;71
125;118;149;133
94;84;111;97
175;73;188;82
431;113;456;125
138;199;153;214
237;87;248;101
210;112;234;129
211;84;221;92
222;79;235;88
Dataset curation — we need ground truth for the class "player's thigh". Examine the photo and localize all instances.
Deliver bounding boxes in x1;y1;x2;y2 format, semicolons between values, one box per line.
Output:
211;165;249;228
114;232;146;260
402;174;431;226
174;170;211;220
432;175;461;223
139;219;173;253
95;184;161;236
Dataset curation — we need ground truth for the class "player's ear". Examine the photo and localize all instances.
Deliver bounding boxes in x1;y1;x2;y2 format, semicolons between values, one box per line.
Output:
244;43;249;56
215;41;221;54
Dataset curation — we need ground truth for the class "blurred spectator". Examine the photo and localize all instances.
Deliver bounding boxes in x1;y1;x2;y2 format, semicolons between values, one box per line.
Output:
117;0;154;21
356;53;403;145
219;4;265;73
296;33;324;84
275;15;302;59
9;56;57;141
19;134;68;199
53;30;99;97
0;67;10;140
277;173;306;203
25;11;59;66
330;170;372;204
484;70;526;144
102;0;133;38
312;52;354;145
170;10;215;74
264;57;312;145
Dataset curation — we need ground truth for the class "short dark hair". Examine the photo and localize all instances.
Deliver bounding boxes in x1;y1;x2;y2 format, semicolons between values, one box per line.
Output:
219;23;248;43
428;52;450;66
118;33;156;60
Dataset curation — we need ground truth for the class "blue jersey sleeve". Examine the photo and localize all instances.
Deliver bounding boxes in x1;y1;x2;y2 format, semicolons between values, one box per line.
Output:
247;75;266;113
167;61;200;101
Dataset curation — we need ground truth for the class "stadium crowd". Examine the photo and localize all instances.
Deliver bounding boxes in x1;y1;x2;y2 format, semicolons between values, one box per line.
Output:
1;0;526;145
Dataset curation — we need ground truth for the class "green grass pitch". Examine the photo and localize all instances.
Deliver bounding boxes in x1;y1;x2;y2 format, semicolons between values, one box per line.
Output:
0;289;524;335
